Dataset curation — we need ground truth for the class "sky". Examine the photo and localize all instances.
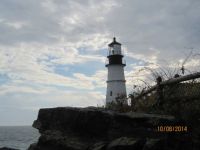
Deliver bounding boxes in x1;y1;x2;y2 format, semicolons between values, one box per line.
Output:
0;0;200;126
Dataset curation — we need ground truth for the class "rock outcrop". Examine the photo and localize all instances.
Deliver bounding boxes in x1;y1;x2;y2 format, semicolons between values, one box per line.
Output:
0;147;19;150
28;107;199;150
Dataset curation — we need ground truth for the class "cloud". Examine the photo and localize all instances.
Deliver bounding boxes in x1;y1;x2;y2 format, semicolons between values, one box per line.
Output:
0;0;200;125
0;0;117;45
73;69;107;88
0;43;107;90
104;0;200;60
0;84;105;125
0;83;105;108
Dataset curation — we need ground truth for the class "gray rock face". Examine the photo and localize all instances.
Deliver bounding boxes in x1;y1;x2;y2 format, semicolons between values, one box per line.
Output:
28;107;199;150
0;147;19;150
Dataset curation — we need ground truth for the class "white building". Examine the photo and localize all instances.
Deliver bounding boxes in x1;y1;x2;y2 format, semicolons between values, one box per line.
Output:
106;37;127;105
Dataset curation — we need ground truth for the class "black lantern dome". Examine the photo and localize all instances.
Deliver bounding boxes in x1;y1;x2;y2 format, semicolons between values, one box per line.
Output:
106;37;125;67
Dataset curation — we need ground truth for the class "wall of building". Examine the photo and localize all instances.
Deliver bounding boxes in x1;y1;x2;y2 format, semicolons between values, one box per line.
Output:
106;65;126;104
107;65;125;81
106;80;126;103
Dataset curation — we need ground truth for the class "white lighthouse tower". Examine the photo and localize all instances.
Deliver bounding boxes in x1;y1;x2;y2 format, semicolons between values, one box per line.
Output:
106;37;127;105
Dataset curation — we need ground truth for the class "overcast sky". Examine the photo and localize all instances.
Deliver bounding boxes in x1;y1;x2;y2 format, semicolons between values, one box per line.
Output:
0;0;200;125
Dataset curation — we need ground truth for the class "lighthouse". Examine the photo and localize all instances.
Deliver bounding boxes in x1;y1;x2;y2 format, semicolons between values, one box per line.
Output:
106;37;127;105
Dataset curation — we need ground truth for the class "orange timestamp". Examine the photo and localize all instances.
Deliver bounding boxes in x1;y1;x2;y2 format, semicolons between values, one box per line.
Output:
157;126;188;132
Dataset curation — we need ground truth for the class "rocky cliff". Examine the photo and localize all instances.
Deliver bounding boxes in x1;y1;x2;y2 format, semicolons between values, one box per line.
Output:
28;107;199;150
0;148;19;150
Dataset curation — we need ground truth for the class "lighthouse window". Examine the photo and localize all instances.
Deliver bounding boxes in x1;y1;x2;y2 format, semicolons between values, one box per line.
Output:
110;91;112;96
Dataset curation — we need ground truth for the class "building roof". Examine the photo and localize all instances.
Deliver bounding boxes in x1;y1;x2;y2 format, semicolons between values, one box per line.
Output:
108;37;121;47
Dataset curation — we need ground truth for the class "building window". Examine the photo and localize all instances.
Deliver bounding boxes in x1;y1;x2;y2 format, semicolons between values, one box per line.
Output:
110;91;112;96
112;50;114;54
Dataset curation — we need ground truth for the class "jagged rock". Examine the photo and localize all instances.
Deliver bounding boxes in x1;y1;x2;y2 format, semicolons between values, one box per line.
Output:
0;148;19;150
28;143;37;150
143;139;163;150
28;107;199;150
87;142;107;150
106;137;146;150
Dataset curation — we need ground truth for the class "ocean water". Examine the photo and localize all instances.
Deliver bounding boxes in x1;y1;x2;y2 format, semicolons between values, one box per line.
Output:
0;126;40;150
